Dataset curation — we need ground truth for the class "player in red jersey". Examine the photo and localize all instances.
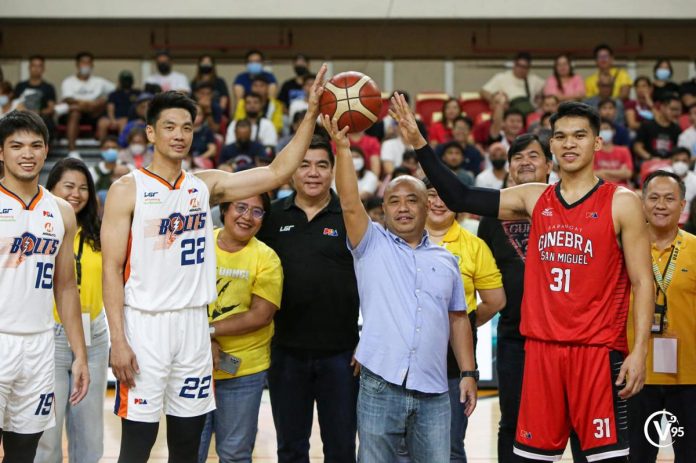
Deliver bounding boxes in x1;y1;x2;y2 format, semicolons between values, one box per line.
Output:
391;96;653;462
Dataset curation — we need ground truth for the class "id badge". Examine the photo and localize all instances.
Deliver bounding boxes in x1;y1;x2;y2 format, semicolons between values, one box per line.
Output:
651;304;666;334
82;313;91;347
218;352;242;375
653;337;678;374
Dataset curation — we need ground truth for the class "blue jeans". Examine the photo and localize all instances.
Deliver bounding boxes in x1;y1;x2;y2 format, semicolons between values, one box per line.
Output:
34;312;109;463
358;368;450;463
197;370;267;463
268;346;358;463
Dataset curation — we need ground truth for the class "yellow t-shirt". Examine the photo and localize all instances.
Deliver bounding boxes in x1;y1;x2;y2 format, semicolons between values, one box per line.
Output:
437;221;503;313
585;68;633;98
234;99;284;134
54;229;103;322
627;230;696;385
209;230;283;379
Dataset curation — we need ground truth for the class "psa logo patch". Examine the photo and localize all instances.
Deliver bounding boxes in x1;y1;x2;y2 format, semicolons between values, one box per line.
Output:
323;228;338;237
42;210;54;218
519;429;533;440
586;212;599;219
133;398;148;405
188;188;199;194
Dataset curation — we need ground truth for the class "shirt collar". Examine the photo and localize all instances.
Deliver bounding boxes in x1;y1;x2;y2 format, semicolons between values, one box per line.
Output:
651;229;687;252
283;189;342;214
440;221;462;244
386;227;430;249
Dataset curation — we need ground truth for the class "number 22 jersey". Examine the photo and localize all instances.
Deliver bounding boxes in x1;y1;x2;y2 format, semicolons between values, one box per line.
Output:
521;181;630;354
124;169;216;311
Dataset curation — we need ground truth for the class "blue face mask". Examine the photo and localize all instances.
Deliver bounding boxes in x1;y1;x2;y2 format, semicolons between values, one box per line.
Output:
247;62;263;75
637;108;654;121
101;148;118;163
0;95;8;106
655;68;672;81
276;188;294;199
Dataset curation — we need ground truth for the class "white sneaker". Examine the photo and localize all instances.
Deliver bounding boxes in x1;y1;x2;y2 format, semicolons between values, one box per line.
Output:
67;150;82;159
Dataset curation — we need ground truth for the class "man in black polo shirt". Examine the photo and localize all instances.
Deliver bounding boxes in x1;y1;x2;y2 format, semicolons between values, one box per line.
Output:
257;135;359;463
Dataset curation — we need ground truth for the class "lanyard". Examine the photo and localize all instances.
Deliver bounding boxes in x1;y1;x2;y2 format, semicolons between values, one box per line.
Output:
75;233;85;288
652;230;683;296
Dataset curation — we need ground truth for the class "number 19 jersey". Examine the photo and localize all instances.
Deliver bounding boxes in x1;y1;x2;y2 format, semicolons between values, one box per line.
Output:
521;181;630;354
124;169;216;312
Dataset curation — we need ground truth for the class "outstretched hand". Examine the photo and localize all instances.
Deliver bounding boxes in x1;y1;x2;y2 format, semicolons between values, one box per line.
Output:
321;115;351;150
306;63;328;119
388;92;427;149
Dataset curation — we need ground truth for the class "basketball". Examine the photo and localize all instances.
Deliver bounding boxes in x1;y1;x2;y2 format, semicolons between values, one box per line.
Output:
319;71;383;133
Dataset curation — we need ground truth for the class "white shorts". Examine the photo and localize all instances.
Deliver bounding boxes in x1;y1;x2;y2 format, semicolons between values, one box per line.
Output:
115;306;215;422
0;330;55;433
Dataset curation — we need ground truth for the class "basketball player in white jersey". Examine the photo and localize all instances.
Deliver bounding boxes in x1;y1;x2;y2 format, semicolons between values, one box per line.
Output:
101;65;328;462
0;111;89;463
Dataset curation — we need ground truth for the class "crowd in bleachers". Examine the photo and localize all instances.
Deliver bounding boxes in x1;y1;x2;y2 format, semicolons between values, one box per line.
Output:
2;45;696;228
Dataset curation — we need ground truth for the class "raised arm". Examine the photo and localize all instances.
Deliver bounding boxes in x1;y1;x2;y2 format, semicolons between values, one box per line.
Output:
323;115;370;248
101;175;140;388
198;64;328;205
390;92;545;220
53;198;90;405
613;188;652;399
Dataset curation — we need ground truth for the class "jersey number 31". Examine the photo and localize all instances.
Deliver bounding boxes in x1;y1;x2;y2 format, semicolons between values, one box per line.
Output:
549;267;570;293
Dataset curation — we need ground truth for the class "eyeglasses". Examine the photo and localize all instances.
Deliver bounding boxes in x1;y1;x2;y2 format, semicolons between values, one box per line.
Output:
233;202;265;219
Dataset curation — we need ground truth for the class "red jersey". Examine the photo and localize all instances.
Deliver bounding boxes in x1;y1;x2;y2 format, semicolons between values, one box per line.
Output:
520;181;630;353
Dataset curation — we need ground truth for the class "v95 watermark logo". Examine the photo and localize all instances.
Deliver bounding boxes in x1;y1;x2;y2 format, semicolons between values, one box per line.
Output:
644;410;684;448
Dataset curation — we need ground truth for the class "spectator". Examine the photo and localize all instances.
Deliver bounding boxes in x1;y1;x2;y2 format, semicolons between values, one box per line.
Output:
380;124;408;176
593;119;633;187
526;95;559;131
679;70;696;110
144;50;191;93
351;146;379;200
678;103;696;157
60;51;115;156
234;74;283;134
193;81;222;133
278;54;310;111
424;180;505;463
481;52;545;116
324;117;477;463
191;55;230;112
684;198;696;234
437;116;484;176
190;104;217;169
257;136;360;463
118;128;152;169
197;193;282;463
400;150;425;179
488;103;525;150
348;130;381;177
628;170;696;462
97;70;140;142
585;43;632;100
90;136;131;195
634;92;683;160
475;142;507;189
584;73;626;126
0;81;16;118
428;97;462;146
365;196;384;226
625;76;655;131
438;141;475;186
118;92;152;147
224;93;277;147
543;54;585;102
288;74;316;123
651;58;680;101
367;90;427;142
277;110;305;153
35;158;108;463
220;119;267;166
233;49;278;102
664;147;696;225
13;55;56;135
597;99;630;145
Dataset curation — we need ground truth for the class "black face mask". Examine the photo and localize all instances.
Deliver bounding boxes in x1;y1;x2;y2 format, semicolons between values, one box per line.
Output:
198;64;213;75
157;62;172;75
120;77;134;90
492;159;507;170
246;111;259;119
294;65;309;77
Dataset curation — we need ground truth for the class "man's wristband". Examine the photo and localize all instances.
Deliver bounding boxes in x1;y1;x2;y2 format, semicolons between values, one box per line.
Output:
460;370;479;381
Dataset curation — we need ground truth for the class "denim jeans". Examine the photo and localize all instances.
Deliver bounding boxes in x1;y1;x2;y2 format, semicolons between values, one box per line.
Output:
358;368;450;463
197;370;267;463
268;346;358;463
34;312;109;463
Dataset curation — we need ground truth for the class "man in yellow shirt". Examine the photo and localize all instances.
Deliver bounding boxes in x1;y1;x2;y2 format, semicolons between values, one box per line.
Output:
627;170;696;461
234;74;283;134
585;44;632;100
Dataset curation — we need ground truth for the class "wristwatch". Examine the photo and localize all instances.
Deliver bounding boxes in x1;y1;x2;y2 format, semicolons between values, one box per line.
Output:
209;324;216;337
460;370;479;381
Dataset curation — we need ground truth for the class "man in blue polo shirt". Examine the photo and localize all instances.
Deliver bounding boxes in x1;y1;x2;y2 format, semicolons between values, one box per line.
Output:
324;116;478;463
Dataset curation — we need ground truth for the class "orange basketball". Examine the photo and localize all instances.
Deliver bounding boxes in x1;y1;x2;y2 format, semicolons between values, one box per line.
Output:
319;71;382;133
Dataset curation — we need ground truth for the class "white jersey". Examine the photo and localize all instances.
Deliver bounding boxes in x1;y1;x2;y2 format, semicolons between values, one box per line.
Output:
0;185;64;334
124;169;216;311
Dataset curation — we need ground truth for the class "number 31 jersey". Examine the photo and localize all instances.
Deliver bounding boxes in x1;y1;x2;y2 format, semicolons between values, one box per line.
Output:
125;169;216;312
521;181;630;354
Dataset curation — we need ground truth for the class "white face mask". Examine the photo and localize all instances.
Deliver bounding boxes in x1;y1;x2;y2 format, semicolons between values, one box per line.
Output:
599;129;614;143
672;161;689;177
130;143;146;155
353;157;365;171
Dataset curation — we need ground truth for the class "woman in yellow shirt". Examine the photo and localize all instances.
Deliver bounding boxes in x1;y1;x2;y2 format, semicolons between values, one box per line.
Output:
35;158;108;463
198;193;283;463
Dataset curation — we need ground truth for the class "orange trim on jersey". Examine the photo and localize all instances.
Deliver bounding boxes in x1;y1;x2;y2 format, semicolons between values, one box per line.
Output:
139;168;185;190
0;183;42;210
123;232;133;283
117;382;129;418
